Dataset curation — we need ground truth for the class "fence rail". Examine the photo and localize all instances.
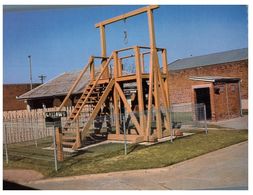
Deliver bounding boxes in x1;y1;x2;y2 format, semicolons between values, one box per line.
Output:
3;107;73;144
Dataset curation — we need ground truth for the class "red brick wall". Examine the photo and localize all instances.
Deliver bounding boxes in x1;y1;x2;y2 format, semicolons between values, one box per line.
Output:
3;84;41;111
169;60;248;105
213;82;241;120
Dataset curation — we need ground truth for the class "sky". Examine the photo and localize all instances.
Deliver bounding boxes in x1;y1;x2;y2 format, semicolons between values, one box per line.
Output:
3;5;248;84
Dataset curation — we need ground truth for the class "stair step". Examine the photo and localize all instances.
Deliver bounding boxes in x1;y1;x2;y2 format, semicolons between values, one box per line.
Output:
62;142;75;146
62;136;76;140
63;129;77;133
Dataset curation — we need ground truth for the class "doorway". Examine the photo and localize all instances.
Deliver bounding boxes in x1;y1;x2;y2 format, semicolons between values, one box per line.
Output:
195;87;212;120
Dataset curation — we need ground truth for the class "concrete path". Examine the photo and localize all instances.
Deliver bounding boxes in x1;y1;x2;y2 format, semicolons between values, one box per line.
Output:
26;141;248;190
208;115;248;130
4;169;44;184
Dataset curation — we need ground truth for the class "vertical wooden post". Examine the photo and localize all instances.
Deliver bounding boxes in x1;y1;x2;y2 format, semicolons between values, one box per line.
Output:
157;49;171;130
113;88;120;135
162;49;170;103
146;8;156;140
146;57;154;139
55;127;63;161
99;25;109;79
147;8;162;138
118;58;123;77
140;53;145;73
113;51;120;135
134;46;146;136
113;51;119;79
153;62;162;139
90;60;95;81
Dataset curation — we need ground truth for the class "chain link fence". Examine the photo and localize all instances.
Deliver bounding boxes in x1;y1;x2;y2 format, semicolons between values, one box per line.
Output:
3;103;207;171
170;103;207;133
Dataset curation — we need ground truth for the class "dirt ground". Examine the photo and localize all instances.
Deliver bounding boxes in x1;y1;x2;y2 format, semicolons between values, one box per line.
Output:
3;169;44;184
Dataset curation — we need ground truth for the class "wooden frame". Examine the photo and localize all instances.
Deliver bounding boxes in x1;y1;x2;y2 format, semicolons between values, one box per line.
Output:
59;5;172;152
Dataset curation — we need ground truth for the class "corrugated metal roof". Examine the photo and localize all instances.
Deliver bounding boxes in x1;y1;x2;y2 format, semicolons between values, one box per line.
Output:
189;76;240;83
169;48;248;71
17;70;92;100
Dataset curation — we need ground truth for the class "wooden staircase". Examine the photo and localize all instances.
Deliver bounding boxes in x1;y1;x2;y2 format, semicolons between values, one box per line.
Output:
62;78;115;150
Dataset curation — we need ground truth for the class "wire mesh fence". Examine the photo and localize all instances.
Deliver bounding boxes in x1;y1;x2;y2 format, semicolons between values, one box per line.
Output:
170;103;207;133
3;103;207;172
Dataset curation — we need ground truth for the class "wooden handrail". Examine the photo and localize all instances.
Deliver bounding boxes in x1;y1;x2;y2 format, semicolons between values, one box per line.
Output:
138;45;164;51
72;53;114;121
58;56;93;111
120;54;135;60
115;46;135;53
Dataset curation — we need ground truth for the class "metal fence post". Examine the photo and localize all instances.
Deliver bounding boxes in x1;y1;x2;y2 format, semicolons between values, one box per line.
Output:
122;114;127;155
203;104;208;135
4;124;9;164
169;107;173;143
52;124;58;171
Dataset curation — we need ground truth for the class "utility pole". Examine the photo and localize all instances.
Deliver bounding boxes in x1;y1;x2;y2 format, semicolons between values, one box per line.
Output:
38;75;46;84
28;55;33;90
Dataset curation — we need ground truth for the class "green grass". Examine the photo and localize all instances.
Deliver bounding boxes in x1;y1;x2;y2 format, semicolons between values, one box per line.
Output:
3;130;248;178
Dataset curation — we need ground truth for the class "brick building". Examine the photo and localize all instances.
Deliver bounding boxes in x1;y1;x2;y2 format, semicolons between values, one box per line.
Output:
17;48;248;121
168;48;248;112
3;83;41;111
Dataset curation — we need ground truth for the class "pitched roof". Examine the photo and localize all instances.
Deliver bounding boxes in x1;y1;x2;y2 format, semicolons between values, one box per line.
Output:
17;71;91;100
169;48;248;71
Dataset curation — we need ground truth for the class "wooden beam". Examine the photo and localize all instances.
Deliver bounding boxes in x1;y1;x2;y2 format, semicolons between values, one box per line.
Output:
153;59;162;139
120;54;135;60
146;55;154;138
113;85;120;135
162;49;171;106
155;53;171;130
147;8;156;49
99;25;107;57
115;82;142;135
134;46;146;135
118;58;123;77
113;51;119;78
115;46;134;53
113;52;120;135
58;56;93;111
95;5;159;28
90;60;95;81
140;53;145;73
115;75;136;82
146;8;158;138
55;127;63;161
138;46;163;51
99;25;109;79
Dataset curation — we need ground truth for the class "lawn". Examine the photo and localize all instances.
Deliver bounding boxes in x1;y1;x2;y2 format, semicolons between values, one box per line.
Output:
3;129;248;178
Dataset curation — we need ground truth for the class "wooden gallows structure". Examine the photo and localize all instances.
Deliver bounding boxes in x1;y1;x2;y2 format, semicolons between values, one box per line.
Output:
58;5;172;150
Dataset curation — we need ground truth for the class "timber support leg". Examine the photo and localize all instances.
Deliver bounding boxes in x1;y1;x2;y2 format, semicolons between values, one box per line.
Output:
55;127;64;161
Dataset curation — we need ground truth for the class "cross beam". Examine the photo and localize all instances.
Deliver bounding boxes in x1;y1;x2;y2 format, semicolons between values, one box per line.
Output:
95;5;159;28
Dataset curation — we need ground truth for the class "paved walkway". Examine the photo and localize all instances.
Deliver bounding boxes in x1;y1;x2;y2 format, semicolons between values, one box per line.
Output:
25;141;248;190
208;115;248;130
